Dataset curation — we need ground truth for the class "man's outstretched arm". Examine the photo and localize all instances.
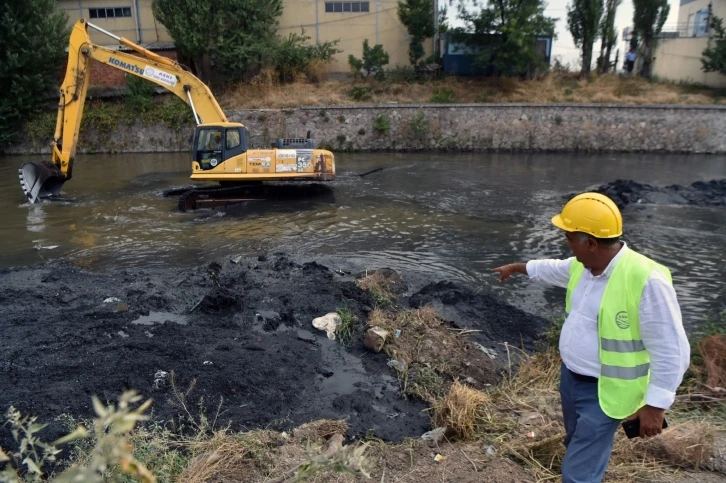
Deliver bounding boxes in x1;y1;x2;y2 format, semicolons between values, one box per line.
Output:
493;258;574;288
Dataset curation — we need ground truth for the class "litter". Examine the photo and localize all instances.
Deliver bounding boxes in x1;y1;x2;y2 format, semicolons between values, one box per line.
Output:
103;297;121;303
421;427;446;443
363;326;389;352
312;312;341;340
387;359;408;372
434;454;446;462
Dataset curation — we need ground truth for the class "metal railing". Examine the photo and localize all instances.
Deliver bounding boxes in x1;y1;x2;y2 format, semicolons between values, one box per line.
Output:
656;22;710;38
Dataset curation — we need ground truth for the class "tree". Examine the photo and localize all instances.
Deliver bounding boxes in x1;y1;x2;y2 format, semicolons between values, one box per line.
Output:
273;30;341;83
567;0;604;75
597;0;621;73
398;0;435;66
152;0;283;82
632;0;669;78
453;0;557;77
0;0;69;148
702;15;726;75
348;40;390;79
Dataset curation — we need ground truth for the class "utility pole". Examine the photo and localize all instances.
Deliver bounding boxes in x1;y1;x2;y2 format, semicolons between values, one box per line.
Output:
433;0;439;56
375;0;380;44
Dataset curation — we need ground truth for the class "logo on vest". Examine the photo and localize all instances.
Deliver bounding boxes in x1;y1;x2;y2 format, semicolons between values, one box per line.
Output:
615;311;630;329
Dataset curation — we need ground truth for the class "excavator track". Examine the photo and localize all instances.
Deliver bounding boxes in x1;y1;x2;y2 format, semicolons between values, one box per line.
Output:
171;183;335;212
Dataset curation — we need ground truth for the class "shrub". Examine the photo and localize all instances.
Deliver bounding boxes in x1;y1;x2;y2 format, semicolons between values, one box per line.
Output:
349;85;372;102
386;65;420;83
373;114;390;134
126;74;157;112
348;39;389;80
409;110;429;140
430;87;454;103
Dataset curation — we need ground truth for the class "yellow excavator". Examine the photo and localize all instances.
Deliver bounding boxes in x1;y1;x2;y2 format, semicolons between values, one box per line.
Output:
19;19;335;210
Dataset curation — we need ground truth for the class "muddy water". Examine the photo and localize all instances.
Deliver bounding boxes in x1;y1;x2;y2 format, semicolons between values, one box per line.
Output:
1;152;725;328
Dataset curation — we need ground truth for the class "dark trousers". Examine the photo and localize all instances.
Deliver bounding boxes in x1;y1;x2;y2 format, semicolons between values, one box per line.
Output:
559;364;622;483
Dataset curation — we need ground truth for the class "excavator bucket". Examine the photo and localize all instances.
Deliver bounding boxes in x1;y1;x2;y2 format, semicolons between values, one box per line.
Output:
18;161;66;203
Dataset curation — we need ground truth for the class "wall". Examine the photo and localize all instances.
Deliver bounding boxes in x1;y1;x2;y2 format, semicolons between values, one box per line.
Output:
9;104;726;155
279;0;430;72
57;0;173;46
678;0;724;27
653;38;726;88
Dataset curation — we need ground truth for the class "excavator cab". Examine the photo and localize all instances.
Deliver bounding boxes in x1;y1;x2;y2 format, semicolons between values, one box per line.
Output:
192;124;248;171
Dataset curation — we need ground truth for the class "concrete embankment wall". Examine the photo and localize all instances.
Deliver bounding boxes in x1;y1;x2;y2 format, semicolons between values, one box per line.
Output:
9;104;726;155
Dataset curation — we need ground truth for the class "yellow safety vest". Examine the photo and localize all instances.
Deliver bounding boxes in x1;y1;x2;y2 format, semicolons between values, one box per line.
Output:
565;249;672;419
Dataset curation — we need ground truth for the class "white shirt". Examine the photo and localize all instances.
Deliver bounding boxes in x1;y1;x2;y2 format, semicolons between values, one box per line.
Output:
526;243;690;411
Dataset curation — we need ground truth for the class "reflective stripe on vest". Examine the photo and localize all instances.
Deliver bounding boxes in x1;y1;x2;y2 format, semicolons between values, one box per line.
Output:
565;249;672;419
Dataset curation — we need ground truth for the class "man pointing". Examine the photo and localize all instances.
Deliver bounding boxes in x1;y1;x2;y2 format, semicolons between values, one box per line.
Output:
493;192;690;483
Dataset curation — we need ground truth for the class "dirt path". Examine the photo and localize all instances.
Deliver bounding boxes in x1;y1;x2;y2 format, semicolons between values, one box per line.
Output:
0;254;548;455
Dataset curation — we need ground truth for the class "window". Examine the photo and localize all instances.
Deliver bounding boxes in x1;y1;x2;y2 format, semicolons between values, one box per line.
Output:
197;130;223;151
324;2;369;13
226;130;241;150
88;6;132;19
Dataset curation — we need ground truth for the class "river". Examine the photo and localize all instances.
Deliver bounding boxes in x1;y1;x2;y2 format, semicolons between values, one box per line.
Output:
1;152;725;330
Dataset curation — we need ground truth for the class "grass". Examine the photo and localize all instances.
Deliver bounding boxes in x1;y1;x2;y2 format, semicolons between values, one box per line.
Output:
336;305;356;347
4;298;724;482
218;73;724;110
355;271;397;307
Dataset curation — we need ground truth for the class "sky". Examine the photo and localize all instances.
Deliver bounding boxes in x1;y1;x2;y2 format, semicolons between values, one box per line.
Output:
447;0;682;69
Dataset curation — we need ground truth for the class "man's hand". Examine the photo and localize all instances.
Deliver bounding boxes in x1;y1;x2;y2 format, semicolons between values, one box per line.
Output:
491;263;527;283
626;405;666;438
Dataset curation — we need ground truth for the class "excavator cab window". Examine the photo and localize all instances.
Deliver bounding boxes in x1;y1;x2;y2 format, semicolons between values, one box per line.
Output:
195;128;224;170
194;127;247;170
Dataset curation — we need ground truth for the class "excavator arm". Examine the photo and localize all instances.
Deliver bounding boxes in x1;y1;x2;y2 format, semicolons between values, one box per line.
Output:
20;18;230;202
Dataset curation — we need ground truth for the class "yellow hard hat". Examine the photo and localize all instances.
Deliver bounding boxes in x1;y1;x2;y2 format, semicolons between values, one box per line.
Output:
552;192;622;238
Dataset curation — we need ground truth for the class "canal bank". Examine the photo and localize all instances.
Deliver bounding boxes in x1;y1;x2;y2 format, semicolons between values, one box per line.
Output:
6;103;726;155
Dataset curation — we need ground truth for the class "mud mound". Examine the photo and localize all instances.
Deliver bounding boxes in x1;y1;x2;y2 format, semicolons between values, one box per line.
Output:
570;179;726;209
0;255;431;455
0;256;549;470
409;281;549;358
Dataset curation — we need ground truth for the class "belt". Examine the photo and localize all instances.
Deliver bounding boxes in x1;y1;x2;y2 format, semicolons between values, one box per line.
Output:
569;369;598;383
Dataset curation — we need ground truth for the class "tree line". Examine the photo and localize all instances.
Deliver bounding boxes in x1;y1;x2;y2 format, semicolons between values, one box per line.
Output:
3;0;726;149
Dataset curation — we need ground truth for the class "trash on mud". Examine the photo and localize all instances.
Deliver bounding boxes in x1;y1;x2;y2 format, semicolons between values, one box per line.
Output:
363;326;389;352
518;412;544;425
115;303;129;313
230;255;242;264
474;343;497;360
421;427;447;444
395;329;401;338
485;445;496;456
154;370;168;389
312;312;341;340
203;361;213;365
103;297;122;303
434;453;446;462
387;359;408;373
526;431;536;439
